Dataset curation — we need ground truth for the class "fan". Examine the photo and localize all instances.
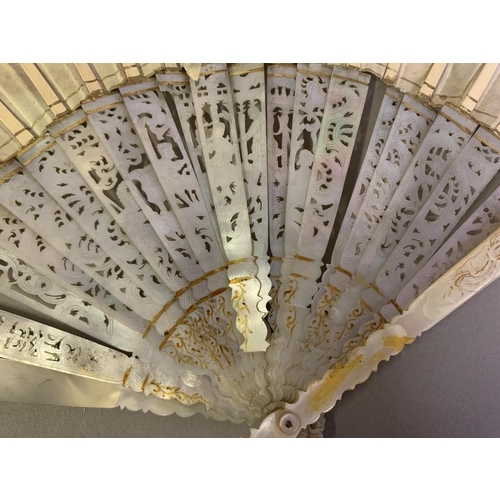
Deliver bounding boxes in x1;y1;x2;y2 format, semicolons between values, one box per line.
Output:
1;63;500;437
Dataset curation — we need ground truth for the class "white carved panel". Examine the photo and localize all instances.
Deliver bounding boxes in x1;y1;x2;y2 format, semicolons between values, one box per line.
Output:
0;309;129;382
267;64;297;258
118;83;224;277
0;162;160;321
284;64;331;256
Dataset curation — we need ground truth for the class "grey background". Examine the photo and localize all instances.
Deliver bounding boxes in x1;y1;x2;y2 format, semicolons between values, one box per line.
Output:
1;275;499;437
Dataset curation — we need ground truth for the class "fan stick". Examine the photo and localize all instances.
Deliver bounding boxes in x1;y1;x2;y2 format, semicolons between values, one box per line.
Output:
267;64;297;259
0;160;160;321
190;64;268;352
384;182;500;321
266;64;297;333
229;63;271;317
284;63;332;256
0;308;129;382
430;63;484;107
317;95;435;334
267;68;370;401
0;249;142;352
394;63;433;95
25;135;173;307
46;113;179;302
0;215;147;339
313;88;403;311
156;70;220;246
298;67;371;260
82;94;192;293
117;82;225;275
309;126;500;380
357;105;478;283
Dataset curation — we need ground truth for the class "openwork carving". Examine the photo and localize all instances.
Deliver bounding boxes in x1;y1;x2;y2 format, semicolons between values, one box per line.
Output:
1;63;500;437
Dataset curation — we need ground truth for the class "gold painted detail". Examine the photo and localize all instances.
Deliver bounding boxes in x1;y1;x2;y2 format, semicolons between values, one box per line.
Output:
158;287;226;350
228;67;262;77
149;381;210;406
163;293;237;373
122;366;132;386
0;166;23;185
382;335;414;352
119;80;158;98
339;316;386;362
308;355;363;412
50;117;88;138
307;285;342;345
335;299;371;341
335;266;352;278
143;266;228;338
297;68;333;79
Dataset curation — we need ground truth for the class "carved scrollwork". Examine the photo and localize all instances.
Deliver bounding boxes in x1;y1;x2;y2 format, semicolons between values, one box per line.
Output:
4;63;500;437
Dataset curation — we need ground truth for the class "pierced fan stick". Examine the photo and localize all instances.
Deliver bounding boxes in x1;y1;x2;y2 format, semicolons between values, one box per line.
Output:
190;64;268;352
0;160;160;321
333;127;500;360
267;64;296;258
0;251;142;353
266;64;297;334
53;106;199;292
47;112;183;300
269;69;371;400
81;95;189;293
329;87;403;268
317;96;435;335
385;181;500;322
276;67;371;351
108;85;226;334
156;71;220;244
80;100;204;291
284;63;332;256
0;309;129;383
229;64;271;317
322;126;500;368
376;127;500;298
299;96;438;377
117;82;225;275
298;67;370;260
357;105;478;284
340;95;436;276
0;208;148;337
23;134;172;307
271;64;332;354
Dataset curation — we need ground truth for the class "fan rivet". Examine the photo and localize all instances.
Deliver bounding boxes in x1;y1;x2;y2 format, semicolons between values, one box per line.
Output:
278;411;300;435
